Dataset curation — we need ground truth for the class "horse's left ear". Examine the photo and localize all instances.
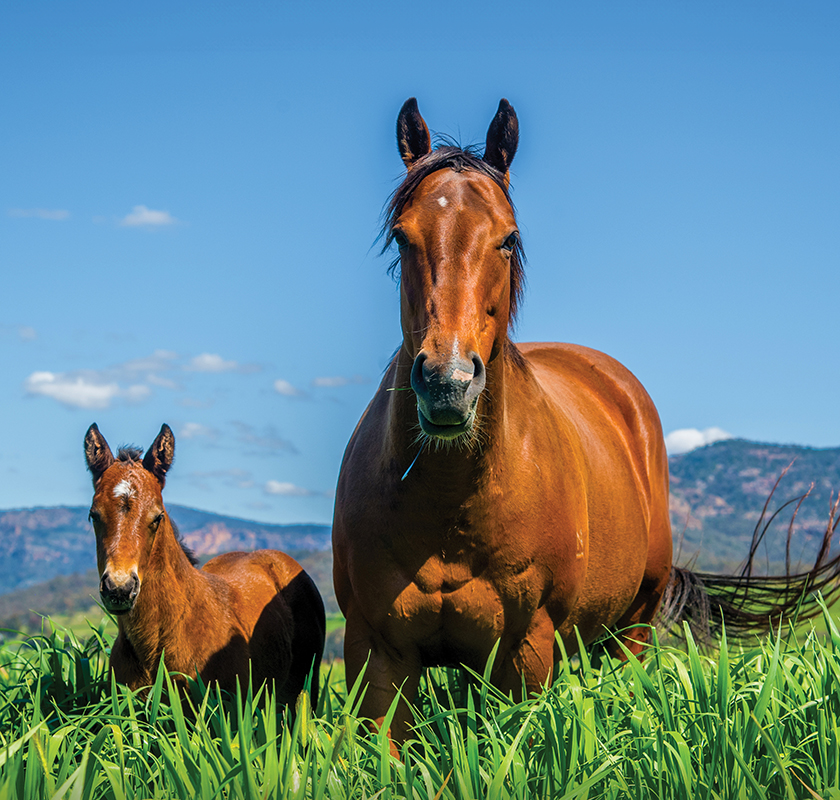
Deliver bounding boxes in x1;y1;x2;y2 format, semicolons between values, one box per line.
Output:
484;99;519;177
143;424;175;487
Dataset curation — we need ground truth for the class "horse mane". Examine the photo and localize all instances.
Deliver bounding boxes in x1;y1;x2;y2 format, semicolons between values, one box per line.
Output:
381;143;527;324
116;446;144;463
114;445;198;567
171;519;199;567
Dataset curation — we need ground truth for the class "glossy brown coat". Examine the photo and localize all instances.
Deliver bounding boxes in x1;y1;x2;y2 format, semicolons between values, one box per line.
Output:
85;424;325;706
332;99;673;741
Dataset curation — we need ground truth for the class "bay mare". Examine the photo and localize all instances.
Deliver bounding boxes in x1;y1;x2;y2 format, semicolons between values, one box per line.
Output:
332;98;840;743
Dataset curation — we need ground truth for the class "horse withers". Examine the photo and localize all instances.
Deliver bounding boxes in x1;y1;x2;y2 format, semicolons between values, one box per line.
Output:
332;98;840;744
85;423;325;707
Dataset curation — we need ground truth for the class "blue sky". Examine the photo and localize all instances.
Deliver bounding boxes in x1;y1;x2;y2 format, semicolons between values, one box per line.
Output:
2;2;838;523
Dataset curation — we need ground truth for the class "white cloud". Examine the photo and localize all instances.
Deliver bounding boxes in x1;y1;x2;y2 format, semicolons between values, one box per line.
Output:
25;372;123;410
264;480;312;497
24;365;154;409
231;422;297;455
188;469;254;491
119;205;179;227
17;326;37;341
8;208;70;220
122;350;178;372
186;353;238;373
274;379;305;397
312;375;367;388
665;427;733;455
179;422;219;440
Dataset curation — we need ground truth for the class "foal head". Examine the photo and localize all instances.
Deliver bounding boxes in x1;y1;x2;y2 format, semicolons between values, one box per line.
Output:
84;423;183;614
385;98;524;444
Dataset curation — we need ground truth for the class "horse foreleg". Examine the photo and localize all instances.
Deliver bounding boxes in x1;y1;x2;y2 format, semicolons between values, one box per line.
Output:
343;611;421;748
492;614;557;701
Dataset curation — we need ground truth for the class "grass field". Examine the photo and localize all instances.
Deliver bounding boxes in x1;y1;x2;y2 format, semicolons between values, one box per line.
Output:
3;606;840;799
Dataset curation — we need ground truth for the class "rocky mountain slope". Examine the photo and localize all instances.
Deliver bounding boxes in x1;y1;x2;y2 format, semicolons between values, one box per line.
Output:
0;504;330;595
668;439;840;572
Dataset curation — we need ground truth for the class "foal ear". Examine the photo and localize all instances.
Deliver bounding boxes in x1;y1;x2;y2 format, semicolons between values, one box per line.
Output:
143;424;175;488
484;98;519;177
84;423;114;485
397;97;432;168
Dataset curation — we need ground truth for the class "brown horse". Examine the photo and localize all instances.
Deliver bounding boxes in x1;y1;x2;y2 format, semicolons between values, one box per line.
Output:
85;423;325;707
333;98;840;743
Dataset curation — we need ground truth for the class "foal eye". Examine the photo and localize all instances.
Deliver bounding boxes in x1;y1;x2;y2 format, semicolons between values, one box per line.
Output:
501;232;519;252
392;230;409;250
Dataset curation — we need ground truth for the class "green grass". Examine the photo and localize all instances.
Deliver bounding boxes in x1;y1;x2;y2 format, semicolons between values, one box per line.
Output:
2;609;840;798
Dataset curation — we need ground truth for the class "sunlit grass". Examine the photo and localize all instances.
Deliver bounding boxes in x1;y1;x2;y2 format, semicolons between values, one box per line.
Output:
2;607;840;798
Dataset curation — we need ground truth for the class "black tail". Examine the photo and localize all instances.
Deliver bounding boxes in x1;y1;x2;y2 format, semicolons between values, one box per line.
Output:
659;468;840;643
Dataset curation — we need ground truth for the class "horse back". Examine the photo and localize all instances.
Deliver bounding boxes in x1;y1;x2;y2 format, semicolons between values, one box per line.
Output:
203;550;326;704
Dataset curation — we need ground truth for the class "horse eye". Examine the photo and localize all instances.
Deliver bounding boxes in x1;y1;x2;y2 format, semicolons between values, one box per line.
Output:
88;510;101;527
393;230;409;250
151;513;164;530
501;232;519;252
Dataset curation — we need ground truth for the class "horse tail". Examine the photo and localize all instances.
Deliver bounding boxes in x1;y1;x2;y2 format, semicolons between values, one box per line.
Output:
658;476;840;644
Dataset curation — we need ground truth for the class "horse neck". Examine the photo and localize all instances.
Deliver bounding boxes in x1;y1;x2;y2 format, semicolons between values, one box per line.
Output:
118;518;207;662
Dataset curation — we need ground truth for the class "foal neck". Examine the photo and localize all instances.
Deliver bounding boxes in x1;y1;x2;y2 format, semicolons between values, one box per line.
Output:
119;516;205;650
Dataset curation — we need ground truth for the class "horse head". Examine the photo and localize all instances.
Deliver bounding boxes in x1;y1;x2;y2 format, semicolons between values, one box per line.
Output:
386;98;524;443
84;423;175;614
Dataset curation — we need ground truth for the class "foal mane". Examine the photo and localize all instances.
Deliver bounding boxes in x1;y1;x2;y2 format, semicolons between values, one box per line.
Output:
114;445;199;567
381;144;527;324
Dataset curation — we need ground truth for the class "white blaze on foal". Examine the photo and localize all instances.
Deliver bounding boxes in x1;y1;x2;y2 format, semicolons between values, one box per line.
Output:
113;479;135;500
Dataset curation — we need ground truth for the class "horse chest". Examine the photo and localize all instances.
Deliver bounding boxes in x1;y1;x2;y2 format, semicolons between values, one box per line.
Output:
384;548;545;652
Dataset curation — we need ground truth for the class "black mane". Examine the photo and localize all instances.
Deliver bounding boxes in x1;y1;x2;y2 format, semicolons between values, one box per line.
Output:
116;446;143;463
171;519;199;567
381;144;526;323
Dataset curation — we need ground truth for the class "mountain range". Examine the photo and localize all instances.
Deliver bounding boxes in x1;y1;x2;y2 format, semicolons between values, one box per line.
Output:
0;438;838;630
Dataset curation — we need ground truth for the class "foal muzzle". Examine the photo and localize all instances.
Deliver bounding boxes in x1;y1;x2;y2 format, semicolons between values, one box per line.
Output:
100;570;140;614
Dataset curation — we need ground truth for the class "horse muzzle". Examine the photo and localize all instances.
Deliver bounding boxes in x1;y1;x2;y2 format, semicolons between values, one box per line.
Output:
100;570;140;614
410;351;486;439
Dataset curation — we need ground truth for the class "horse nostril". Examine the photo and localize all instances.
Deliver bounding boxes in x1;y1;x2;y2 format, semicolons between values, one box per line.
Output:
465;353;487;402
471;353;485;383
410;352;429;397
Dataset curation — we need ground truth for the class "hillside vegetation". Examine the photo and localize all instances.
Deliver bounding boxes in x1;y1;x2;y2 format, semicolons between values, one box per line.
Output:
669;439;840;572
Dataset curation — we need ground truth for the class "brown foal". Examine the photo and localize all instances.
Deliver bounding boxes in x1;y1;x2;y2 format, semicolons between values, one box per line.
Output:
85;423;325;706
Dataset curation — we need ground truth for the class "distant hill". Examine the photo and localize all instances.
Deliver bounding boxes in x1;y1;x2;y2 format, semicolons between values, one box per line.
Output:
2;438;839;633
668;439;840;572
0;504;330;595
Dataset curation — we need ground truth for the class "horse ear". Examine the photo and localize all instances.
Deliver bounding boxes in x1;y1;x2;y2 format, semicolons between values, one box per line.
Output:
397;97;431;168
84;423;114;485
143;424;175;488
484;99;519;177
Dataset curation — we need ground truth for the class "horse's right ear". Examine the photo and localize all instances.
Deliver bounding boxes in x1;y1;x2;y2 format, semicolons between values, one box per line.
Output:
397;98;431;168
143;424;175;488
84;423;114;485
